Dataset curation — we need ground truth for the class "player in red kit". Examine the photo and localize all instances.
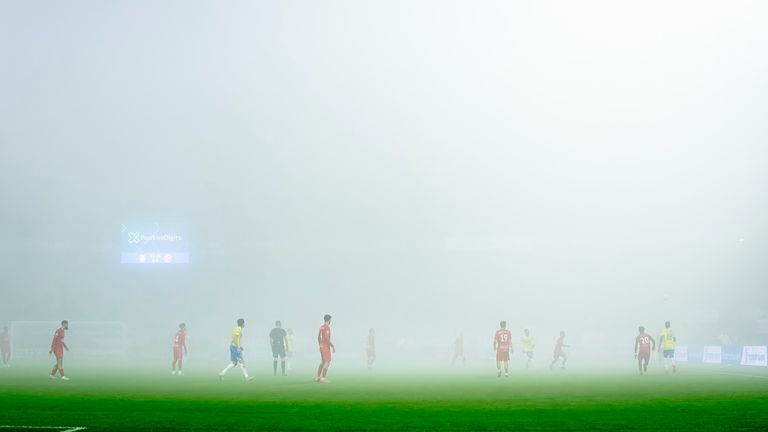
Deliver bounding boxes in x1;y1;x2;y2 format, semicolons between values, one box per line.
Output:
634;326;656;375
549;331;569;370
316;314;335;383
172;323;187;375
494;321;513;377
49;320;69;380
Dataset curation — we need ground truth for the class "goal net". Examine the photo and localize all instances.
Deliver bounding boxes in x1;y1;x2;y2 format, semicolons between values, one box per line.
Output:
10;321;126;360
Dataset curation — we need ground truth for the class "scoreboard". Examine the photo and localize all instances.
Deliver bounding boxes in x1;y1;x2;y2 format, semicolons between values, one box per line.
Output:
120;223;189;264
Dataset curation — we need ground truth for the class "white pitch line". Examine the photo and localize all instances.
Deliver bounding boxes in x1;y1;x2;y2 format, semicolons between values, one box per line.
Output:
0;427;86;431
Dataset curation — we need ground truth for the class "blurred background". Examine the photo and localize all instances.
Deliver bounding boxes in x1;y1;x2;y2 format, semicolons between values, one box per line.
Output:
1;0;767;370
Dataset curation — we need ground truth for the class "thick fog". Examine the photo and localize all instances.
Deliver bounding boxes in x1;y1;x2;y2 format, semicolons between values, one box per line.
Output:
1;1;767;369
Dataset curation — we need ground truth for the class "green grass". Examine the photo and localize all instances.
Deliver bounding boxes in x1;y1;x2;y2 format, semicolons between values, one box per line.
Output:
1;365;767;431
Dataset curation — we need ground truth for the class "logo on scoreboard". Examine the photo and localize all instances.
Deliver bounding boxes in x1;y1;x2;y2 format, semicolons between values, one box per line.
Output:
121;223;189;264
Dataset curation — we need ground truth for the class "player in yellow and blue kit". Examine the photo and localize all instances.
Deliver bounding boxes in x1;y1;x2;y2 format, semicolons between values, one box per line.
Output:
521;328;536;369
658;321;677;374
219;318;255;382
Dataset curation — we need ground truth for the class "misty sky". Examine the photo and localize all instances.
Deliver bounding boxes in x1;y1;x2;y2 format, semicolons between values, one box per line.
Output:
1;1;767;361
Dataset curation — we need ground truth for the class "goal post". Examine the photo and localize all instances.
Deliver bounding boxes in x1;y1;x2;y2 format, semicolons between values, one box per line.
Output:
10;321;127;361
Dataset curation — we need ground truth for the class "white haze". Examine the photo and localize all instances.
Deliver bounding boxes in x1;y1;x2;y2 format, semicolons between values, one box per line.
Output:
1;0;767;369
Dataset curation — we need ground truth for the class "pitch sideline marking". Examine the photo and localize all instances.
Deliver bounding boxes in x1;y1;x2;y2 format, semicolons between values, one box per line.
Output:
0;427;86;432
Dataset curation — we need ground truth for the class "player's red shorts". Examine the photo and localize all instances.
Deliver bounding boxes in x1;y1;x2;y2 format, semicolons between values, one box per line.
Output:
638;350;650;362
53;347;64;360
553;349;566;360
320;346;332;363
496;350;510;362
173;345;183;359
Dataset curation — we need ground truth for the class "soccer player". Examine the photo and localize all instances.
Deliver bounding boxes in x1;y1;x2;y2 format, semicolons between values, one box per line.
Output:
521;328;535;369
366;328;376;371
172;323;187;375
316;314;335;383
0;326;10;367
493;321;512;377
219;318;254;382
269;320;287;376
634;326;656;375
549;331;568;370
635;326;656;375
285;328;295;371
451;332;466;367
49;320;69;380
658;321;677;373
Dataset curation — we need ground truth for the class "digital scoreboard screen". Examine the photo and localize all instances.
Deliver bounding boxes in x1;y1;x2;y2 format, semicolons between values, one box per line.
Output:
121;223;189;264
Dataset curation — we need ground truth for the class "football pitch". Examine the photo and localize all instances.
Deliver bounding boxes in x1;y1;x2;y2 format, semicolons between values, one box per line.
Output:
1;366;767;431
